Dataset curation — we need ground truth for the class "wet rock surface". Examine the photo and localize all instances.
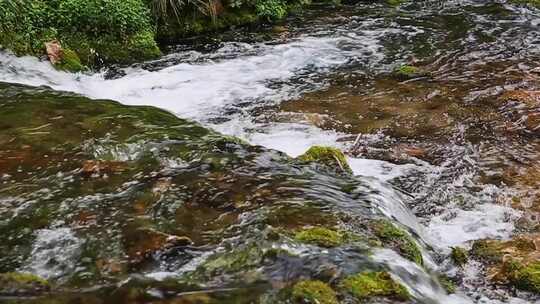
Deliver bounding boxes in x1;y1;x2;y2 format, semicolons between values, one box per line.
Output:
0;83;442;303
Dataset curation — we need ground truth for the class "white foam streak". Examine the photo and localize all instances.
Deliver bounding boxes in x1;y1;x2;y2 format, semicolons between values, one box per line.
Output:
21;228;83;280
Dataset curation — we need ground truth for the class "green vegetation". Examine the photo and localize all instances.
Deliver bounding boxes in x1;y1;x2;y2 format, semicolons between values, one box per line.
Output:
371;219;423;266
504;260;540;293
0;0;318;67
450;246;468;267
470;239;503;263
291;280;338;304
341;271;410;301
55;49;84;72
295;227;345;247
298;146;353;174
438;274;456;294
0;0;160;68
0;272;50;295
393;65;430;80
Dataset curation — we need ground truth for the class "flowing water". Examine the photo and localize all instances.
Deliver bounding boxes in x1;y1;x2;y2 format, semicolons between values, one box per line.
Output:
1;0;540;303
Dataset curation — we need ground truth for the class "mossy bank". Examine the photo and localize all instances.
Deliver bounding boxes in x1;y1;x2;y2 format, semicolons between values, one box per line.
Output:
0;0;330;71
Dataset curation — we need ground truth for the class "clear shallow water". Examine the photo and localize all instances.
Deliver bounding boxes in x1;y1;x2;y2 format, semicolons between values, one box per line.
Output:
2;0;540;302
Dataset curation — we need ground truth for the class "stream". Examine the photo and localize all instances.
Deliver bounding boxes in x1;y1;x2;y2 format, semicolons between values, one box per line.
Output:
1;0;540;303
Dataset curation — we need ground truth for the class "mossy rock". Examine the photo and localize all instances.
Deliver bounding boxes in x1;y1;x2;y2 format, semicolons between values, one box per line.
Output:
341;271;410;301
470;239;504;263
438;274;456;294
298;146;352;174
450;246;468;267
509;0;540;8
471;237;536;264
371;219;423;266
55;49;85;72
0;272;50;296
291;280;338;304
504;260;540;293
62;30;161;66
294;227;345;248
392;65;430;80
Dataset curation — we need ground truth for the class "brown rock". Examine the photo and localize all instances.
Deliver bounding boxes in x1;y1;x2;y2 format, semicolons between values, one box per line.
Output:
525;112;540;133
45;40;63;65
500;90;540;108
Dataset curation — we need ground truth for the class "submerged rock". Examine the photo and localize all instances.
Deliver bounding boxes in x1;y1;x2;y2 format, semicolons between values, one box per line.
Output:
498;90;540;134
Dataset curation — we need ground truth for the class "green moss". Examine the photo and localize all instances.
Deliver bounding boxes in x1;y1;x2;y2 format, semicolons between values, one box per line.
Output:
341;271;410;301
371;220;423;266
393;65;430;80
295;227;344;248
0;272;50;295
291;280;338;304
0;0;160;67
510;0;540;8
197;245;263;277
55;49;85;72
298;146;352;174
507;261;540;293
450;246;468;267
470;239;503;263
61;30;161;66
438;274;456;294
387;0;402;6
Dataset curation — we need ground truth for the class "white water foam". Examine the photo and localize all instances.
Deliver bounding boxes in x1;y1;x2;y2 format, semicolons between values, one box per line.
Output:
373;248;473;304
21;228;83;280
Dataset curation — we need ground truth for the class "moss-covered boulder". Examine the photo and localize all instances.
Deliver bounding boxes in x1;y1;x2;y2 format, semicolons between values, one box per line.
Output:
371;219;423;266
54;49;85;72
0;272;50;296
469;236;540;294
341;271;410;301
469;238;536;264
298;146;353;174
291;280;338;304
506;260;540;293
294;227;345;248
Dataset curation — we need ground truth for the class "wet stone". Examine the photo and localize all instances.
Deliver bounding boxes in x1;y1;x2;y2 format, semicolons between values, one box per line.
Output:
0;83;412;303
